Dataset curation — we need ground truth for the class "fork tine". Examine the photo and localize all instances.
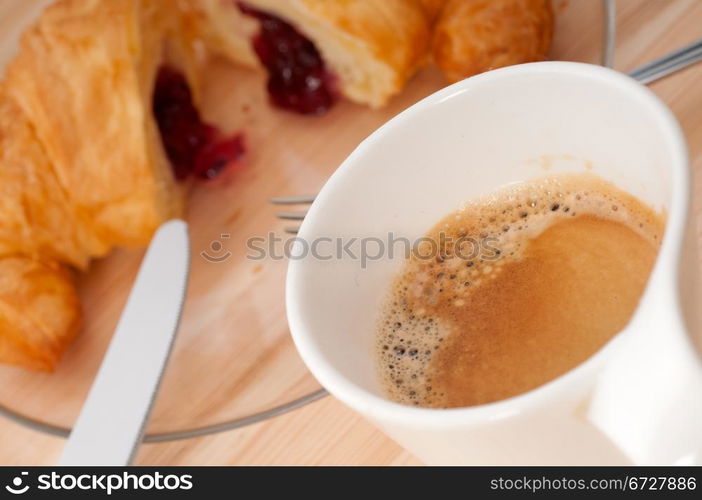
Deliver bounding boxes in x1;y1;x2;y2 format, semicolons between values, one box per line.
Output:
276;211;307;220
270;195;316;205
272;194;314;234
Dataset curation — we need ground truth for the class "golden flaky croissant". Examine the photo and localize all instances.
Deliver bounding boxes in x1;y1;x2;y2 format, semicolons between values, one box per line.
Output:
0;0;237;370
187;0;552;112
432;0;554;82
186;0;433;112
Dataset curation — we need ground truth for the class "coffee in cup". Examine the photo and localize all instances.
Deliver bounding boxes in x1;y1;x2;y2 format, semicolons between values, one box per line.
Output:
376;173;664;408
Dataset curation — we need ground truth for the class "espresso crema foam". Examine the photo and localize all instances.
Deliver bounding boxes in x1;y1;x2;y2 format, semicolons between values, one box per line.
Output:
375;174;665;408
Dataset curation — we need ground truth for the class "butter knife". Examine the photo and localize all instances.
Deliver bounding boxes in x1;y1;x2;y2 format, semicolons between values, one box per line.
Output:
59;220;190;466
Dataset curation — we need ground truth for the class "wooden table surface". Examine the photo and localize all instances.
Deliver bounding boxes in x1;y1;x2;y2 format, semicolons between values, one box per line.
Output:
1;0;702;465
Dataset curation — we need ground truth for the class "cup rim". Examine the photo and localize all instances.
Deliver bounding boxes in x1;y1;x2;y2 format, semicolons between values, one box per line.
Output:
286;61;690;428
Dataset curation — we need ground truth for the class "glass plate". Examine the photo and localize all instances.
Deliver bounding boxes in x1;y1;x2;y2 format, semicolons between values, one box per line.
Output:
0;0;615;442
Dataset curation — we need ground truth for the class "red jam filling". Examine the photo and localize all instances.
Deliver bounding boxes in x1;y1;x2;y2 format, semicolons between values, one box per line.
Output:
238;3;336;115
153;66;245;180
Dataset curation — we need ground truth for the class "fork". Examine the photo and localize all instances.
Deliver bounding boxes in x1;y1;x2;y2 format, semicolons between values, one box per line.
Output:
270;194;316;233
271;37;702;231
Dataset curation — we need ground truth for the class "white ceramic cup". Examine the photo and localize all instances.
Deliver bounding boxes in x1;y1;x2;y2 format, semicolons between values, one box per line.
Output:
286;62;702;465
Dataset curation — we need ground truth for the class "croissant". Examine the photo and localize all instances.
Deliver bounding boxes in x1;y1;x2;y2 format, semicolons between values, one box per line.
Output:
186;0;432;113
0;0;232;370
432;0;554;82
188;0;554;111
0;257;80;371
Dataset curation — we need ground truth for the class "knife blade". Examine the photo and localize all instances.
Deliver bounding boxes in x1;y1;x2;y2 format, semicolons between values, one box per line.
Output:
59;219;190;466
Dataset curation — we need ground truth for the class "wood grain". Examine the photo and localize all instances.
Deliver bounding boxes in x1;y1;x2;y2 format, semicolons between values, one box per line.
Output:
0;0;701;465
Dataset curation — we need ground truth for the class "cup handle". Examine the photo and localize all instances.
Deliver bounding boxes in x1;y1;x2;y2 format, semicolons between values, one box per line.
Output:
588;218;702;465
